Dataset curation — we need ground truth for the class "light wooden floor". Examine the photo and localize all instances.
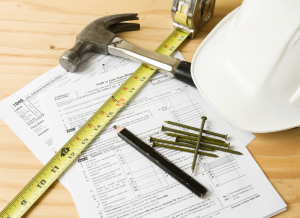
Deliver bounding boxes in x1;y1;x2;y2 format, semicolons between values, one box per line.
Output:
0;0;299;217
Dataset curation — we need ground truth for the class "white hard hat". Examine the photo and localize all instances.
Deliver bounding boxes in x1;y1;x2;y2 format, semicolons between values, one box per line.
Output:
191;0;300;133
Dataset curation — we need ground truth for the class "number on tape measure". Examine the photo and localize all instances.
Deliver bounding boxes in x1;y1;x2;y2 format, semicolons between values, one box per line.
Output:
0;29;189;218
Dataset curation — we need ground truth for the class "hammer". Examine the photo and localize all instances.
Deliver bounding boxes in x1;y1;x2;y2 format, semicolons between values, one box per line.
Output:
60;13;194;86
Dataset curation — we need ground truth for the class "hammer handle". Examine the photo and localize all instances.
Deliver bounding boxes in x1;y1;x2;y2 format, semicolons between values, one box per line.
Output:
173;61;195;87
108;37;196;87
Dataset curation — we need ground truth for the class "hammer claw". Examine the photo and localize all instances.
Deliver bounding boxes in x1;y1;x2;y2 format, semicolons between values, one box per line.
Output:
108;22;140;34
102;13;139;29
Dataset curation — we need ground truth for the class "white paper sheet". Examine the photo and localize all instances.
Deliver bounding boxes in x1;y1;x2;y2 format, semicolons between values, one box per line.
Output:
0;53;138;191
41;53;286;218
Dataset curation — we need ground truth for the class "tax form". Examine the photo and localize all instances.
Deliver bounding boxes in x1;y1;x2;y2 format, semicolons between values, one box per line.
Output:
0;53;137;190
41;56;286;218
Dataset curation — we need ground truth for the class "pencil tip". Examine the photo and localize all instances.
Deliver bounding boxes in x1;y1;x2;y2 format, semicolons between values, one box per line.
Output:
191;169;194;174
113;125;117;129
114;125;124;133
165;121;169;123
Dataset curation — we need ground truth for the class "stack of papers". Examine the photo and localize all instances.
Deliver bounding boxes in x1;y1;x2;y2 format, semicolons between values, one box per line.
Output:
0;52;286;217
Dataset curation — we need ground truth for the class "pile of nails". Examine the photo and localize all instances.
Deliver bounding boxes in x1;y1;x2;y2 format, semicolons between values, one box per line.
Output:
150;117;243;174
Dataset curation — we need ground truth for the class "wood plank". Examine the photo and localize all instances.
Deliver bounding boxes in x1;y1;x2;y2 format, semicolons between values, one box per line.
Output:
270;179;300;205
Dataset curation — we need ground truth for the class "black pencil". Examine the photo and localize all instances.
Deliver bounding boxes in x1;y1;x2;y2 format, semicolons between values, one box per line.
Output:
114;125;208;198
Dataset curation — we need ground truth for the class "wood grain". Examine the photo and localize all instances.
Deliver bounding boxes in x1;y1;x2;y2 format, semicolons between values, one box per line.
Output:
0;0;299;217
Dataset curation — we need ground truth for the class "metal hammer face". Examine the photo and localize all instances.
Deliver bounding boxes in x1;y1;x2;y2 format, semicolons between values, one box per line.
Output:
60;13;140;72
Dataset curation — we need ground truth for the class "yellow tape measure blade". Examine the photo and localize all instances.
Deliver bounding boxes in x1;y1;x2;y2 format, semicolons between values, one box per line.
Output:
155;29;189;54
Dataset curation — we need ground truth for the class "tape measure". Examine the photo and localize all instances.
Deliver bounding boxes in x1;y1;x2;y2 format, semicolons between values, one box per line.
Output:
0;29;189;218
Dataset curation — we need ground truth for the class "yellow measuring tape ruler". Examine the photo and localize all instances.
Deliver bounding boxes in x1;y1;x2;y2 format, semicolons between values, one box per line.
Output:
0;29;190;218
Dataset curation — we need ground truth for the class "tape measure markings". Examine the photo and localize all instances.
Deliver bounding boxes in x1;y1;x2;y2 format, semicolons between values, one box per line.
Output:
0;29;189;218
155;30;188;55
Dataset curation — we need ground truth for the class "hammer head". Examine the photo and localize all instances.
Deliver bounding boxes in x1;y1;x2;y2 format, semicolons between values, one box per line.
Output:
60;13;140;72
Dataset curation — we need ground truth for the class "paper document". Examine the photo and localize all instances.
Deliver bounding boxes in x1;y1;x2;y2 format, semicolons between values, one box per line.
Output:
0;53;137;190
41;53;286;218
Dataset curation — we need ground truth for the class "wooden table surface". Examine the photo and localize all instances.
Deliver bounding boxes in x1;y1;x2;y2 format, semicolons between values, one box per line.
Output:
0;0;299;217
